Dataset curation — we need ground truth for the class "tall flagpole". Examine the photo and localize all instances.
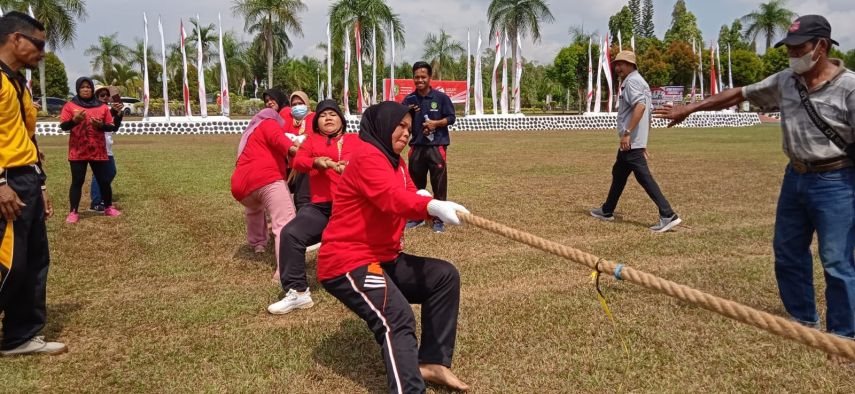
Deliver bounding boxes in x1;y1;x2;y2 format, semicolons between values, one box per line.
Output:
690;39;697;103
196;15;208;118
491;30;501;115
603;33;614;112
716;43;724;92
727;44;733;90
180;19;192;117
326;23;332;99
474;30;484;115
158;16;170;121
343;27;351;115
143;13;151;120
618;30;623;51
500;32;509;115
594;35;603;113
389;21;396;101
586;37;593;113
371;26;377;105
355;23;364;113
513;31;522;114
465;28;471;116
25;5;34;95
698;40;705;99
218;13;230;117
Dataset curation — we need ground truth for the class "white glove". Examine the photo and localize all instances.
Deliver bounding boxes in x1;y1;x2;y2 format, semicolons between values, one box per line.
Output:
285;133;307;144
416;189;433;197
427;200;470;226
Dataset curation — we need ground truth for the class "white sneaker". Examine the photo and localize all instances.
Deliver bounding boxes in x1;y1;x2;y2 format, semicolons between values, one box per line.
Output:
268;289;315;314
305;243;321;253
0;336;67;356
650;214;682;233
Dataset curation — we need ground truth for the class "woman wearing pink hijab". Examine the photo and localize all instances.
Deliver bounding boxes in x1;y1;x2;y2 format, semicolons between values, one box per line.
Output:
231;108;298;279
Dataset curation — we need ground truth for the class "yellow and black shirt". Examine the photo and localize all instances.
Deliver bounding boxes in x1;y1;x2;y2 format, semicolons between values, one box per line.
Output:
0;62;38;169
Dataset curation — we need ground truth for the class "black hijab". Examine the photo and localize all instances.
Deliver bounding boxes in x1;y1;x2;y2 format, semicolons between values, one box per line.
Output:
312;99;346;144
71;77;102;108
359;101;413;169
262;88;288;110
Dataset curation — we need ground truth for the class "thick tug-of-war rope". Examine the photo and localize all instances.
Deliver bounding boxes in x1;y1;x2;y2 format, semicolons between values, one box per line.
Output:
457;212;855;361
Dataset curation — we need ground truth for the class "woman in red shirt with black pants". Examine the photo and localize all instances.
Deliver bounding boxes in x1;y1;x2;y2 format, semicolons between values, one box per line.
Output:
318;102;470;393
267;100;356;314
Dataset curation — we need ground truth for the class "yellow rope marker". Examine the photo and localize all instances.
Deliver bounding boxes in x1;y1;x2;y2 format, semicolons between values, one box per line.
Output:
457;212;855;361
591;259;630;356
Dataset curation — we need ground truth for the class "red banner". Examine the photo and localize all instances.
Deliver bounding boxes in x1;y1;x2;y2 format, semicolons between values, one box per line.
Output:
383;79;468;104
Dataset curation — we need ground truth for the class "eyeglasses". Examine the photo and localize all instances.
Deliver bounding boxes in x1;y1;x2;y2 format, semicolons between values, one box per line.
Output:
17;32;46;51
98;92;110;97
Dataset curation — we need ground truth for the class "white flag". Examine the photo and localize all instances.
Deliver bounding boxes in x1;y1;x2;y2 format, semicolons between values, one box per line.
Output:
500;32;509;115
143;13;151;120
239;78;245;97
0;6;4;16
491;30;501;115
354;23;365;113
389;21;395;101
618;30;623;51
690;39;697;102
513;31;522;114
698;39;705;99
25;5;34;94
594;35;603;113
218;13;230;117
465;28;471;116
343;27;351;115
716;43;724;92
586;37;593;113
474;30;484;115
196;15;207;118
631;35;636;52
326;23;332;99
253;78;258;98
180;20;192;117
158;16;170;120
602;33;613;112
371;25;377;105
727;44;733;90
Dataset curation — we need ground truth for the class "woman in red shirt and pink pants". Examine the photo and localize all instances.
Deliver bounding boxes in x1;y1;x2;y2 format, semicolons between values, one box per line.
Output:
318;102;470;393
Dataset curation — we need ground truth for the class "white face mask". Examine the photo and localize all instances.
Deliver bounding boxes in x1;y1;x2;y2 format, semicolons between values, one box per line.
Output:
789;46;819;75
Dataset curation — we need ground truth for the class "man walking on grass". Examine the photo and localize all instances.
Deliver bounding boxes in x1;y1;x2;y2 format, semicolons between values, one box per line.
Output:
655;15;855;358
0;11;65;356
590;50;682;233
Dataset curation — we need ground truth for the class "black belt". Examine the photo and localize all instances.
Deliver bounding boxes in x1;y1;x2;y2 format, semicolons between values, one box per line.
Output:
5;164;40;176
790;156;854;174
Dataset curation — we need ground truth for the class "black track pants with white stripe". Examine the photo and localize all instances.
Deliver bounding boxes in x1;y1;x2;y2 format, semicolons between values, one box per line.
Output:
322;253;461;394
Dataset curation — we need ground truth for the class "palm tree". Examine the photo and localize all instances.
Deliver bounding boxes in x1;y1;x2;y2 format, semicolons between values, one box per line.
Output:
187;18;217;66
329;0;405;74
84;33;129;78
741;0;797;50
128;39;158;80
232;0;306;88
2;0;88;108
487;0;554;91
422;30;464;80
209;32;252;93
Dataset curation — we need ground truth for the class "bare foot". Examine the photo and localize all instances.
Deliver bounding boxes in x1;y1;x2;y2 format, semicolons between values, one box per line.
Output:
419;363;469;392
828;353;855;367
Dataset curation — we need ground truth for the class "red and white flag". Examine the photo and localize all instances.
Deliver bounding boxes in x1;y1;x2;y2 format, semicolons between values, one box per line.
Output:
196;15;207;118
586;37;593;113
343;27;351;115
594;35;603;113
513;31;522;114
218;13;230;117
180;19;192;117
500;32;509;115
709;42;718;95
602;33;613;112
473;30;484;115
491;30;501;115
354;23;364;113
158;16;170;120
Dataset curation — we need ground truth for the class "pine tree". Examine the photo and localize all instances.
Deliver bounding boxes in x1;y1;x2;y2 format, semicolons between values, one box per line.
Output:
641;0;655;38
629;0;642;35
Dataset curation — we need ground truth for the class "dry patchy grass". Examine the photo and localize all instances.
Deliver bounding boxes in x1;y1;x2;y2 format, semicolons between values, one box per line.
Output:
2;126;854;393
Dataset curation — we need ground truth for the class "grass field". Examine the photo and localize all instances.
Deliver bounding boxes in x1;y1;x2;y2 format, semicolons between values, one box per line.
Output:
2;125;854;393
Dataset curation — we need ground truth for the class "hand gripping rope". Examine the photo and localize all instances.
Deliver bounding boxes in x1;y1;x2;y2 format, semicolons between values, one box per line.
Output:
456;212;855;361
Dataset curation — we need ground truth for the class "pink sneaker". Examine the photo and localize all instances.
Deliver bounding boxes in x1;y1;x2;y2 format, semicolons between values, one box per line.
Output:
104;206;122;217
65;212;79;223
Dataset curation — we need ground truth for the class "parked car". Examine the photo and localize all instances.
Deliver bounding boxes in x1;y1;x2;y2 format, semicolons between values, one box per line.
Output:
120;97;142;115
32;97;67;116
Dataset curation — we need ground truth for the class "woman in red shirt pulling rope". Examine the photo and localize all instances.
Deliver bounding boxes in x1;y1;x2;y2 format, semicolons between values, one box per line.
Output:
318;102;470;393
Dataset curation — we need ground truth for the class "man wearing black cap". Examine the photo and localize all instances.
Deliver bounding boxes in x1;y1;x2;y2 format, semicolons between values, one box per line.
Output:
655;15;855;349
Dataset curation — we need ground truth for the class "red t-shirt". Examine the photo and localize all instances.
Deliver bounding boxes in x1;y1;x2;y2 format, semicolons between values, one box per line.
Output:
292;132;361;203
230;119;294;201
316;142;432;281
61;102;113;161
283;112;316;136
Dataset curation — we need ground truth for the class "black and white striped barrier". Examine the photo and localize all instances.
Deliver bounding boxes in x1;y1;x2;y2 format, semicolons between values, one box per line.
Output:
35;112;761;136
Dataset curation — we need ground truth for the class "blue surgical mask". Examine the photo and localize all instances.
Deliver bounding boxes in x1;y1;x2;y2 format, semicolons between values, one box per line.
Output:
291;105;309;120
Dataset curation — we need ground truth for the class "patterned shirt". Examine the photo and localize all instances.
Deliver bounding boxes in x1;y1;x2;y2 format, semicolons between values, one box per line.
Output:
742;59;855;162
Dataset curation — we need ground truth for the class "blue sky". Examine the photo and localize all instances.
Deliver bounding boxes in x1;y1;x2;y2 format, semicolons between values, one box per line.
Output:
35;0;855;85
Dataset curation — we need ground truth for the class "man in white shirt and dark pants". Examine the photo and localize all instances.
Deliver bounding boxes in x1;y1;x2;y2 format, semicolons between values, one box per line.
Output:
591;50;682;233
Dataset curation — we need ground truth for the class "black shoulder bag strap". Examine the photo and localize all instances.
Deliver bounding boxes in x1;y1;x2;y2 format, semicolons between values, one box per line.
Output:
794;76;855;160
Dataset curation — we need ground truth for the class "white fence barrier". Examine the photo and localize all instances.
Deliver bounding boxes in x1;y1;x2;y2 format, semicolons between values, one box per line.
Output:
35;112;761;136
